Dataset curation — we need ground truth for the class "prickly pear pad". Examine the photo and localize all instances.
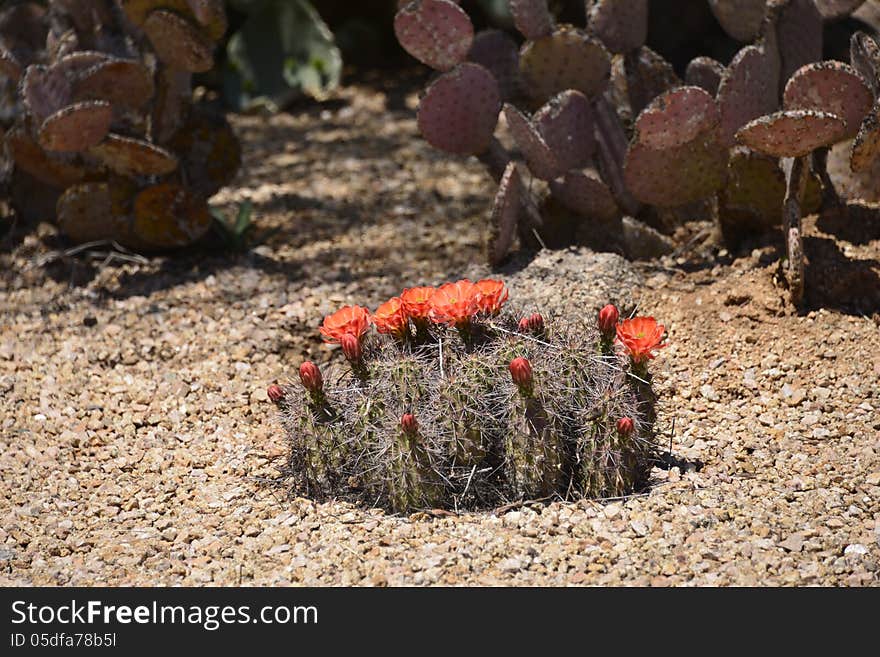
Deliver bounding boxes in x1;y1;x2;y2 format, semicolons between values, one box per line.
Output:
275;283;663;513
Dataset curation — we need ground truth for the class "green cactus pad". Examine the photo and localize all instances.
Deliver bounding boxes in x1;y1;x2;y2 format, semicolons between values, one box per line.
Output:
418;63;500;155
624;46;681;118
88;133;179;177
519;26;611;104
509;0;554;40
504;102;562;181
685;56;725;96
588;0;648;54
783;61;873;140
143;9;214;73
624;86;728;207
735;109;846;157
718;43;781;148
708;0;767;41
550;168;620;222
850;102;880;172
394;0;473;72
38;100;113;152
72;58;155;110
468;29;521;101
488;161;523;265
533;90;595;171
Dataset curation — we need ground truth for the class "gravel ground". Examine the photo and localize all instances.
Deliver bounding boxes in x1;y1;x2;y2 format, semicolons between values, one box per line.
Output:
1;80;879;586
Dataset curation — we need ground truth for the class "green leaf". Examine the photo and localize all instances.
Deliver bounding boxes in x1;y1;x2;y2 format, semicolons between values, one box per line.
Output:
224;0;342;110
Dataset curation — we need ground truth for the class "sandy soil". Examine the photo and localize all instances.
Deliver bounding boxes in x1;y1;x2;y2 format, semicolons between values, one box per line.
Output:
1;79;878;586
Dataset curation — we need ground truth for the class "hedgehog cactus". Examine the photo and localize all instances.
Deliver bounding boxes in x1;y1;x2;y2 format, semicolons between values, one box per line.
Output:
0;0;240;248
276;283;663;513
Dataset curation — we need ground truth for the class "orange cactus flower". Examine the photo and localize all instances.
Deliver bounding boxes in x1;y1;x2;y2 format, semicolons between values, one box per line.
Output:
400;286;436;320
319;305;371;343
373;297;409;337
429;279;479;326
474;279;509;315
616;316;667;364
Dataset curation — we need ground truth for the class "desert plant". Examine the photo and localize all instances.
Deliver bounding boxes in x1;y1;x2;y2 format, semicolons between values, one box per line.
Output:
0;0;241;248
271;279;665;513
393;0;879;305
223;0;342;110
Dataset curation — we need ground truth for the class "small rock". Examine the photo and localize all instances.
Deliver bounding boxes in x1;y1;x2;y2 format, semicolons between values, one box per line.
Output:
621;216;674;260
499;556;528;573
866;472;880;486
780;534;804;553
844;544;868;556
700;384;719;401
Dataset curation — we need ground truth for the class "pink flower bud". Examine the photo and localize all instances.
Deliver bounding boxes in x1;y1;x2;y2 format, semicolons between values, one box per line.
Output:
528;313;545;335
598;304;619;336
298;361;323;394
340;333;362;363
518;316;531;333
401;413;418;435
508;357;533;389
267;384;285;404
616;417;634;436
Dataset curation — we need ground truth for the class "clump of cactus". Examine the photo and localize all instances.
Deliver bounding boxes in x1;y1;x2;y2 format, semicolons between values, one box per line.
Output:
394;0;880;305
271;280;666;513
0;0;240;248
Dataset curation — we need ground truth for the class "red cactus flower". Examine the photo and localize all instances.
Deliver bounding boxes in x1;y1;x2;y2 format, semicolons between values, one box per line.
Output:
518;313;545;335
400;286;436;321
429;279;479;326
401;413;418;435
474;279;509;315
373;297;409;337
616;316;666;364
598;304;620;336
319;305;371;343
267;384;285;404
340;333;363;363
508;357;533;389
298;362;323;394
528;313;545;335
616;417;634;436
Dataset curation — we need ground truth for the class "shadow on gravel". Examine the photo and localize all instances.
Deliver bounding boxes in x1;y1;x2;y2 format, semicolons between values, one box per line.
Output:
815;202;880;246
804;235;880;316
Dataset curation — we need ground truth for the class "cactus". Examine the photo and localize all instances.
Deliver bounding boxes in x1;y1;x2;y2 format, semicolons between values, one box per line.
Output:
0;0;240;247
277;283;662;513
392;0;877;300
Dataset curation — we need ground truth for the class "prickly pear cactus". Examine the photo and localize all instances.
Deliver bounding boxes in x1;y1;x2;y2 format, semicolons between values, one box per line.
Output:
271;280;665;513
0;0;240;248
